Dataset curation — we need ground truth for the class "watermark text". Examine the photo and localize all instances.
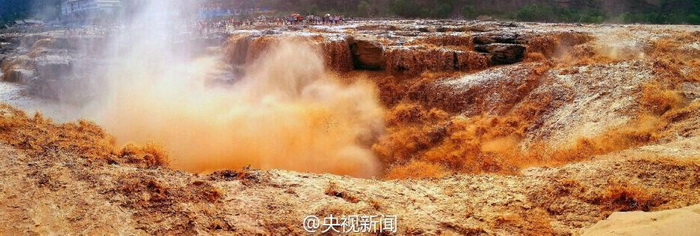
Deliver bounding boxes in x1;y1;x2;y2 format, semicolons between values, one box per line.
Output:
303;214;398;234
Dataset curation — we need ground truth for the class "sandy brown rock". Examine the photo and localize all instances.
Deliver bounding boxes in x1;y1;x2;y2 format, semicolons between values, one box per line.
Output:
1;20;699;235
583;204;700;236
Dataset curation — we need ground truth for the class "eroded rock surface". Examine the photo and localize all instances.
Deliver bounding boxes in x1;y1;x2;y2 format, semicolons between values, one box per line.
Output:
0;20;699;235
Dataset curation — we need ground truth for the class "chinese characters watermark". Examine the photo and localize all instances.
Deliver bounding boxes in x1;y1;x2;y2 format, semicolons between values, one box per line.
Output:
303;214;398;234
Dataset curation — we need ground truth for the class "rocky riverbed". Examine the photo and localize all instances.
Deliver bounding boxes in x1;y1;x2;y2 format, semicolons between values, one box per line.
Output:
1;20;699;235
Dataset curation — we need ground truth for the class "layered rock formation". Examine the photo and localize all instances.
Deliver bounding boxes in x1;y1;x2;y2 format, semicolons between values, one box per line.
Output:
0;31;225;102
0;20;699;235
222;21;592;77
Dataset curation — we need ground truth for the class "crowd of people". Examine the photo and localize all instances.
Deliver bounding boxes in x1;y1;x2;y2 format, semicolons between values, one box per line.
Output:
195;13;348;34
290;14;346;25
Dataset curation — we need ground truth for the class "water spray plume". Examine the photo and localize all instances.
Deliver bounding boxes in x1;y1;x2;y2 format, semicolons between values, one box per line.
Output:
90;0;385;178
